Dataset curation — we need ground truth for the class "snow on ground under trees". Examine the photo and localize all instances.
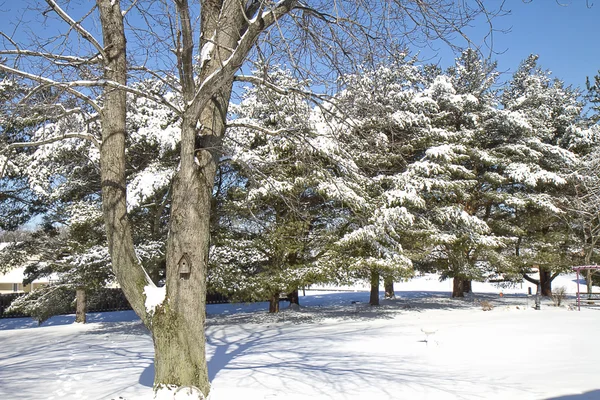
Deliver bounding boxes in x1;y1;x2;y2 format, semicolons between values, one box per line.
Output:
1;274;599;400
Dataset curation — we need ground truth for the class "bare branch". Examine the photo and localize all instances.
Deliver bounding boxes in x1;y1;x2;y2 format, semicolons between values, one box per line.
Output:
226;121;289;136
7;132;100;150
0;63;101;113
44;0;105;59
0;49;102;65
0;63;182;115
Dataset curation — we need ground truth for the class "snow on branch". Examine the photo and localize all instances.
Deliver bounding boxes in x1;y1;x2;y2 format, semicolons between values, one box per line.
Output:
227;121;289;136
234;74;340;117
190;0;297;112
0;64;182;116
7;132;100;151
0;49;102;65
0;64;100;113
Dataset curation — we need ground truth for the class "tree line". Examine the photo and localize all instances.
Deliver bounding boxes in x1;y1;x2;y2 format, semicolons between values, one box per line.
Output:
0;1;594;397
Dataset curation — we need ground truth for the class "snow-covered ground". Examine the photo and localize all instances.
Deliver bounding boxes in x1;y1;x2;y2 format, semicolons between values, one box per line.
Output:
1;274;599;400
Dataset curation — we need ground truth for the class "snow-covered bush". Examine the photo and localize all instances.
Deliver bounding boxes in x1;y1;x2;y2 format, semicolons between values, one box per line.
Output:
551;286;567;307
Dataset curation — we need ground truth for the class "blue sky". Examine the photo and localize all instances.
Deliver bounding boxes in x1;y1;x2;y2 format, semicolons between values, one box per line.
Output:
1;1;598;89
430;1;600;89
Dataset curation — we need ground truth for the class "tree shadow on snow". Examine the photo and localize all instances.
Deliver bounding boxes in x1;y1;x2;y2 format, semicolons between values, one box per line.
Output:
545;390;600;399
0;310;141;331
205;322;532;398
206;290;490;327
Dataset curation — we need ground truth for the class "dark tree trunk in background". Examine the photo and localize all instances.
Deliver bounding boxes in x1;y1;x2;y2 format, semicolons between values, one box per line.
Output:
384;276;395;299
524;268;557;296
75;288;86;324
452;277;465;298
288;289;299;305
370;270;380;306
539;269;553;296
463;280;472;294
269;293;280;313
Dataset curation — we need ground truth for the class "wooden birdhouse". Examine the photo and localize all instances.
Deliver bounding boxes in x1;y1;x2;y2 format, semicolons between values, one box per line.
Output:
178;253;192;280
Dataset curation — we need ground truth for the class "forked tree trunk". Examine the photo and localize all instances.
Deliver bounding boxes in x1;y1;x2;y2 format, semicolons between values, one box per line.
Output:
452;277;465;298
524;268;557;297
96;1;296;397
370;270;380;306
75;288;86;324
384;276;395;299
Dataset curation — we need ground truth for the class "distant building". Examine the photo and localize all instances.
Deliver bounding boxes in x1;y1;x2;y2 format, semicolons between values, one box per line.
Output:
0;266;54;294
0;242;56;294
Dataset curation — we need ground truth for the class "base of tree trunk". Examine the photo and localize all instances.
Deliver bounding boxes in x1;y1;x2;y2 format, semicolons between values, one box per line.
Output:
75;288;86;324
370;270;380;306
288;289;299;305
152;308;210;397
539;269;553;296
269;295;280;313
452;277;465;298
463;280;472;294
384;276;395;299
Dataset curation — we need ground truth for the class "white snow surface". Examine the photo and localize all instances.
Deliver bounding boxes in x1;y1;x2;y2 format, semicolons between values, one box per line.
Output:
144;284;166;314
1;274;600;400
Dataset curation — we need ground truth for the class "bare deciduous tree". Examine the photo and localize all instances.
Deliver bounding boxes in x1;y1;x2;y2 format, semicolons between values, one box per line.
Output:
0;0;504;396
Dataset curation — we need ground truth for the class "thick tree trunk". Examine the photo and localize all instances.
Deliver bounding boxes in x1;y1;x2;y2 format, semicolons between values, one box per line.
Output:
96;1;297;397
384;276;395;299
288;289;300;305
452;277;465;298
539;268;553;296
269;294;280;313
370;270;380;306
75;288;86;324
587;269;593;299
463;279;472;294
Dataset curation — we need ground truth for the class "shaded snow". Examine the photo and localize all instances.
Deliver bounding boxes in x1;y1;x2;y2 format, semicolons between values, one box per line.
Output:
1;276;600;400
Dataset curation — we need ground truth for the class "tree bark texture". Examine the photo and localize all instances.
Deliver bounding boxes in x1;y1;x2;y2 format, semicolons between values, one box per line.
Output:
269;294;280;313
539;268;553;296
384;276;395;299
587;269;593;299
452;277;465;298
370;270;380;306
463;279;472;294
97;0;149;323
288;289;300;305
95;0;297;396
75;288;86;324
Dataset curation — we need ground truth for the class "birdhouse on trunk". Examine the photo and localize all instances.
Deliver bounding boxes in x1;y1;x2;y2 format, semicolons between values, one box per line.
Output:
178;253;191;280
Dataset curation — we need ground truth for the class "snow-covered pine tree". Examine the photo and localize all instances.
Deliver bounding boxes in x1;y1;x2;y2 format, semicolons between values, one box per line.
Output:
0;72;45;231
326;55;429;304
1;80;178;320
499;55;586;295
395;49;512;297
212;66;359;311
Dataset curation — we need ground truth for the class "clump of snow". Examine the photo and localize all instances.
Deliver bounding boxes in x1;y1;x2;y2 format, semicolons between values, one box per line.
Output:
155;385;205;400
144;284;166;314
